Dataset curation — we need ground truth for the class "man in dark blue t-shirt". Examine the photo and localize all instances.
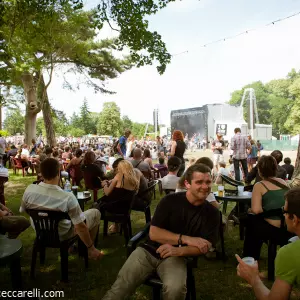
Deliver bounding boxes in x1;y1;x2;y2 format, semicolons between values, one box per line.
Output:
116;129;131;157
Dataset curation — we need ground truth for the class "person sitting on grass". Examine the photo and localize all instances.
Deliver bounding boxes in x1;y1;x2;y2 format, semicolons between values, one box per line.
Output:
20;158;102;260
236;187;300;300
102;164;220;300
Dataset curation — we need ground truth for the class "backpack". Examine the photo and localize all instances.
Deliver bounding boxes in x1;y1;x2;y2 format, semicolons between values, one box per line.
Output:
113;139;119;154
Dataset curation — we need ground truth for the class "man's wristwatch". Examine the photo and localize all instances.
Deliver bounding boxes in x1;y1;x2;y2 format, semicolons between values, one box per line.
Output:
178;234;182;247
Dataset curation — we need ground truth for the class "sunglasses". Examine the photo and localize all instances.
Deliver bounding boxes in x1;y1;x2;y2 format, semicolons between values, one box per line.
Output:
282;206;289;214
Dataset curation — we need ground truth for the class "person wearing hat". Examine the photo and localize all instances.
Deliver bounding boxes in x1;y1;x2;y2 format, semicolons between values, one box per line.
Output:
211;133;225;173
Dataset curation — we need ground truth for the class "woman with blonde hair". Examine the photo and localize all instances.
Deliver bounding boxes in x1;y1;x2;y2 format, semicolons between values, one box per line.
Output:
96;159;139;233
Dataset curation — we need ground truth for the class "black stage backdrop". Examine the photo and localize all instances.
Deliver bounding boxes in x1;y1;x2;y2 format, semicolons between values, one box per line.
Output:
170;106;208;138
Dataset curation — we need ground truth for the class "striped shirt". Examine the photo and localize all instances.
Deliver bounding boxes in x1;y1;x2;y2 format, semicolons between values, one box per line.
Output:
230;133;251;160
20;182;85;240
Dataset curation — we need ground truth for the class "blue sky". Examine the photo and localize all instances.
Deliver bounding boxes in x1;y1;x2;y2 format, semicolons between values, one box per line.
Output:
45;0;300;126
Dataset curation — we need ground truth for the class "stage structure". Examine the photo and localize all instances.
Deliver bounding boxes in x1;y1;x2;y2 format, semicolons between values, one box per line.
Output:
171;104;247;142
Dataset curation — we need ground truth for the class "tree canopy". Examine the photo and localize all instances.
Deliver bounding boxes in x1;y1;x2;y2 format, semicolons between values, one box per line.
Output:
228;68;300;137
0;0;132;144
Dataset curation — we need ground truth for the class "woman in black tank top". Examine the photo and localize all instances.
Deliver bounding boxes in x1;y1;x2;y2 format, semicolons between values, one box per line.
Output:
169;130;186;177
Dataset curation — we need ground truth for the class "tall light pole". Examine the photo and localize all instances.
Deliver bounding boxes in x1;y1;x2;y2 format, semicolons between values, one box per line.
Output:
240;88;259;139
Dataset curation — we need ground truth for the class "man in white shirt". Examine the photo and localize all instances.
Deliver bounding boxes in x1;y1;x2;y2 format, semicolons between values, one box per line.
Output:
21;144;30;159
20;158;102;260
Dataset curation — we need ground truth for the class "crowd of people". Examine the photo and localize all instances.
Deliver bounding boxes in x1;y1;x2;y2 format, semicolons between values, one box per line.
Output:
0;128;299;300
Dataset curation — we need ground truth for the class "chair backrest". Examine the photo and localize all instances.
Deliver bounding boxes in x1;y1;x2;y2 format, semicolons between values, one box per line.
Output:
139;180;158;204
70;163;83;180
141;170;152;181
13;157;22;168
27;209;70;247
10;157;15;168
83;170;96;190
165;189;175;195
158;167;168;178
262;208;285;229
221;174;244;187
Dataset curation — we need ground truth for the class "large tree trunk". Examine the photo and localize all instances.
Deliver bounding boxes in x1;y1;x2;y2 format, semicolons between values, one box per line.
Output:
39;75;56;147
21;73;41;145
293;134;300;179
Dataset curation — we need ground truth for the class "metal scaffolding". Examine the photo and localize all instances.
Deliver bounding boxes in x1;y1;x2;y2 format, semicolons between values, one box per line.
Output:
240;88;259;138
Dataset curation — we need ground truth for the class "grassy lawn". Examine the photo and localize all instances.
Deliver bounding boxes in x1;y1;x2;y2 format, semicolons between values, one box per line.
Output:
1;171;299;300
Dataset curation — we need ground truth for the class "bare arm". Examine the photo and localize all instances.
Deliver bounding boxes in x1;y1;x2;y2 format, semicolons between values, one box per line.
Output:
251;183;263;214
0;203;11;213
150;225;212;253
74;222;102;260
116;143;123;157
236;254;291;300
74;222;93;247
251;277;291;300
149;225;179;245
169;141;176;156
103;176;118;196
178;246;201;256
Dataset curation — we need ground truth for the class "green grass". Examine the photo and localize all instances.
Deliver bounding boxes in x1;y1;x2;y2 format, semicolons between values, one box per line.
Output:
1;171;299;300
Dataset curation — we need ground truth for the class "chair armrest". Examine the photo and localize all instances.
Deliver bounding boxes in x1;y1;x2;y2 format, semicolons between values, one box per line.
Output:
127;223;151;257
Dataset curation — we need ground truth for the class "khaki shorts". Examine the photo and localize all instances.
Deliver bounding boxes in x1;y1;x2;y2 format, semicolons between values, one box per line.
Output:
213;154;224;166
83;209;101;230
61;209;100;241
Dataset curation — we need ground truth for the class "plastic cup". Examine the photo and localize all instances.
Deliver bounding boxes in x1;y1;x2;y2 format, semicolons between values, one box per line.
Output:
242;257;255;265
238;186;244;196
218;185;224;197
72;186;78;197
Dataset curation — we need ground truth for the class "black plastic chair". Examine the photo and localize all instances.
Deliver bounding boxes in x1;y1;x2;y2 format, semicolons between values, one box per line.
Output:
132;180;157;223
246;208;288;281
221;174;244;187
265;209;288;281
165;189;175;195
127;223;197;300
27;209;88;282
102;193;136;245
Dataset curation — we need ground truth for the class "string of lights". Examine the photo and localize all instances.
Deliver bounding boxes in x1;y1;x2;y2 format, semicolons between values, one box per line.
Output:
171;10;300;56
